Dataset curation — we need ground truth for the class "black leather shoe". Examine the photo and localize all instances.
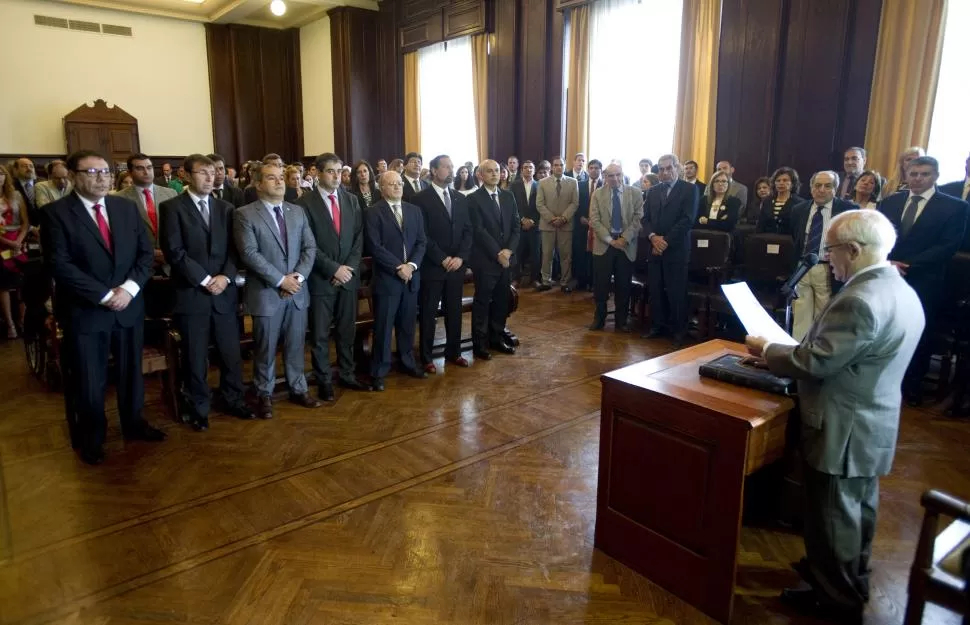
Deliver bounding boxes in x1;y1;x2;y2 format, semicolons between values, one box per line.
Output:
319;384;335;402
371;378;385;392
124;423;167;442
338;377;370;391
79;446;106;465
227;402;256;420
535;283;552;292
192;417;210;432
257;395;273;419
779;587;863;625
492;342;515;355
290;393;322;409
641;328;665;339
561;285;573;294
402;368;428;379
589;320;605;331
615;323;631;333
473;348;492;360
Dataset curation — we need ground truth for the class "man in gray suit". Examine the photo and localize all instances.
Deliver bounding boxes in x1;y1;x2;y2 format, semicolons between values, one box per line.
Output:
588;163;643;331
536;155;580;292
34;160;72;208
233;162;321;418
746;210;924;623
119;154;177;272
715;160;749;208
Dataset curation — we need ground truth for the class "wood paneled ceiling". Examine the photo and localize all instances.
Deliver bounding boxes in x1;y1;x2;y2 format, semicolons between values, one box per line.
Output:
44;0;379;29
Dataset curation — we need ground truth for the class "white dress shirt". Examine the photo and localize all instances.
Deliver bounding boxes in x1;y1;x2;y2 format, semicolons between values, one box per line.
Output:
77;194;141;304
804;200;834;256
432;182;449;206
186;190;217;287
316;185;340;221
906;186;936;223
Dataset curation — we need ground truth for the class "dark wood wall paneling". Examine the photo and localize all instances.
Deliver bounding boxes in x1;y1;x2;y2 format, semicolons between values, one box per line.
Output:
715;0;882;191
205;24;304;168
329;7;382;165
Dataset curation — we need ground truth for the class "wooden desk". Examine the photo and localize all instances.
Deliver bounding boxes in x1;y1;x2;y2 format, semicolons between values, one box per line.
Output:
595;339;795;624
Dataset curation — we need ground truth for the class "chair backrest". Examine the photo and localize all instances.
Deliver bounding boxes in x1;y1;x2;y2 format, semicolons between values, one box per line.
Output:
357;257;374;317
689;229;732;270
946;252;970;308
741;234;796;284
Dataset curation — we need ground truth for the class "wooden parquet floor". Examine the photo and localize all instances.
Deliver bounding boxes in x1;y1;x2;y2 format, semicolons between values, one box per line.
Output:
0;289;968;624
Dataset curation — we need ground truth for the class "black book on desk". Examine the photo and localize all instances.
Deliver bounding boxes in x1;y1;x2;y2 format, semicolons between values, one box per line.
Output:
698;354;795;396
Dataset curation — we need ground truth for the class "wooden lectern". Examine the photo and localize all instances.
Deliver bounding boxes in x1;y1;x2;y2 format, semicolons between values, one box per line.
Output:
595;339;795;623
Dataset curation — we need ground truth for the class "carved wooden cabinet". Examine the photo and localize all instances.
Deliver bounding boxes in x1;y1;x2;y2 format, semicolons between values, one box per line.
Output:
64;100;140;168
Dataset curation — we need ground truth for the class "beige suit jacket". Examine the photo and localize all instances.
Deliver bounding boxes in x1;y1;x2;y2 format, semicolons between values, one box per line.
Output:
119;184;178;247
589;184;644;262
536;175;579;231
34;180;72;208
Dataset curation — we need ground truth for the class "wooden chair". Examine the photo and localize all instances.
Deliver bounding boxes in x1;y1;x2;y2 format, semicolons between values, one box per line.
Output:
905;490;970;625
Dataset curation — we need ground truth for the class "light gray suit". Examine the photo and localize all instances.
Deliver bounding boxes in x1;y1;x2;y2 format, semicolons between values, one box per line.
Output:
589;184;643;262
727;180;748;209
536;174;579;285
34;180;72;208
233;199;316;396
764;264;924;610
118;184;178;247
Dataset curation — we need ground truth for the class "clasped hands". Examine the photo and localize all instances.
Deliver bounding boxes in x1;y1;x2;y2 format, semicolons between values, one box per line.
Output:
279;273;303;297
330;265;354;287
396;263;415;282
103;287;133;312
609;236;628;250
440;257;464;272
649;234;669;256
549;216;568;228
496;248;512;269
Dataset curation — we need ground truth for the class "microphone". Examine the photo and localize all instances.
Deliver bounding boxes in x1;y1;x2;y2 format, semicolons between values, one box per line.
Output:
780;252;820;297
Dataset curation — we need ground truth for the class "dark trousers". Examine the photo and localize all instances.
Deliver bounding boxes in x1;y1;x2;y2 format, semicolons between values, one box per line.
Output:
68;321;145;451
371;289;418;379
472;268;510;349
419;274;464;363
516;227;541;283
176;311;244;418
802;465;878;610
648;260;688;337
905;280;943;387
593;247;634;326
572;227;592;289
310;289;357;385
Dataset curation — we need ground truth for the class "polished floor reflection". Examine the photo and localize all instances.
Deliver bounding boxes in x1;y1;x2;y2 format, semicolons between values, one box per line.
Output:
0;289;967;624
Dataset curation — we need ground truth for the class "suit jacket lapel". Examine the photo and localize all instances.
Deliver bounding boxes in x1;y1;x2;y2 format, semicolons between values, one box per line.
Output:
256;203;285;253
335;190;353;250
283;203;301;260
70;196;112;256
181;193;209;232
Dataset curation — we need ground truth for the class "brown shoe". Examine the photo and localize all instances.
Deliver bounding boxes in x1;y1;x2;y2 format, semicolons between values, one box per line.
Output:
257;395;273;419
290;392;322;409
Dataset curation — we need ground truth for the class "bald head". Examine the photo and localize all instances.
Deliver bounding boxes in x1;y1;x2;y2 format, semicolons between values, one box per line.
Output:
379;170;403;202
605;163;624;189
479;159;500;190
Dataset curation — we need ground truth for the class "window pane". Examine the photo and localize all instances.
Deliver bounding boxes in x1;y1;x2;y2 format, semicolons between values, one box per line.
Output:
417;37;479;167
588;0;683;174
928;1;970;183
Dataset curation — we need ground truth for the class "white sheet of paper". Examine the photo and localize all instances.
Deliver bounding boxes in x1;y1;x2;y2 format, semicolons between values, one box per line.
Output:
721;282;798;346
697;239;709;248
766;244;781;255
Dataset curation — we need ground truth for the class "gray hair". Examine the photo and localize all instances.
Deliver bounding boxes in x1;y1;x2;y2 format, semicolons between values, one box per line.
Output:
828;209;897;260
657;153;680;167
810;170;841;190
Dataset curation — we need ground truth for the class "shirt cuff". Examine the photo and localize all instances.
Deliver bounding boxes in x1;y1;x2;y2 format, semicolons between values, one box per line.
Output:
603;235;614;244
276;276;284;287
407;262;418;271
119;280;140;299
201;275;212;287
100;291;112;304
297;274;305;283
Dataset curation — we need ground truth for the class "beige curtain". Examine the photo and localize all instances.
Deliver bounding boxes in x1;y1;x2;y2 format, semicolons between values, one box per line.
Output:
565;6;591;162
865;0;947;188
471;33;489;163
404;51;421;154
672;0;720;177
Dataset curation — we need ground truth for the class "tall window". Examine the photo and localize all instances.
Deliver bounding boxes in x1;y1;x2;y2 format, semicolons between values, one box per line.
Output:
927;0;970;183
587;0;683;172
417;37;479;165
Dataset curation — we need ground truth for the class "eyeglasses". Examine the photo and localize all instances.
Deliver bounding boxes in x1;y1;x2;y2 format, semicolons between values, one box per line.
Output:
76;168;112;178
822;241;866;255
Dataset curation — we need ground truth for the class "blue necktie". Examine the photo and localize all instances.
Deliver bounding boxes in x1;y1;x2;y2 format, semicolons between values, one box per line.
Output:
611;188;623;234
805;206;824;254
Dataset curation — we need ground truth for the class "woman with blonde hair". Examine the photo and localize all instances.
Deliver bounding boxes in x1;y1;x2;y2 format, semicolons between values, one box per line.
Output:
889;146;925;193
285;165;305;200
0;164;29;338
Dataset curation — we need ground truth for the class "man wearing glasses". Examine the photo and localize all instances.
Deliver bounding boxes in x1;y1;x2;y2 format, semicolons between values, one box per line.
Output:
788;170;855;341
42;150;163;465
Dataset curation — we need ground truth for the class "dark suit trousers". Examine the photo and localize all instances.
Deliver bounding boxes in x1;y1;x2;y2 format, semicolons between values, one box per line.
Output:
572;227;593;288
516;227;541;283
371;289;419;379
419;274;464;363
905;278;944;386
472;268;511;348
802;465;877;610
68;321;145;450
593;247;633;325
310;290;358;385
648;260;688;336
176;311;244;418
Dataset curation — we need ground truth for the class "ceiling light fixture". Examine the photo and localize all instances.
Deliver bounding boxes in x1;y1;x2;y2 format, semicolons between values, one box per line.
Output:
270;0;286;16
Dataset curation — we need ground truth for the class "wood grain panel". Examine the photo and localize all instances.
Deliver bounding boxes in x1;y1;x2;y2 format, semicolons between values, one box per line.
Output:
330;7;381;164
488;0;519;162
401;13;443;51
519;0;548;162
444;1;485;39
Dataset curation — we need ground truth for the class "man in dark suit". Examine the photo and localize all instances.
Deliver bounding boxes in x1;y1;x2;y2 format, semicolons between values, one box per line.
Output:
467;159;521;359
879;156;970;405
298;153;369;401
839;147;867;200
747;210;924;623
682;160;706;197
401;152;428;202
11;157;39;225
365;171;428;391
44;150;164;465
939;152;969;202
574;159;604;291
154;162;175;188
159;154;253;431
208;153;246;208
511;160;540;286
412;154;473;373
789;171;856;340
641;153;699;346
234;162;321;418
506;155;520;184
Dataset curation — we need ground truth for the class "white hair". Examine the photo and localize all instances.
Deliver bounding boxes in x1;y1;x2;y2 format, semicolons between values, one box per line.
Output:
828;209;897;260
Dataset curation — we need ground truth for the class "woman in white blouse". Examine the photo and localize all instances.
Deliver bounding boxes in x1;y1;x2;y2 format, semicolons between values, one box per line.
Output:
695;170;740;232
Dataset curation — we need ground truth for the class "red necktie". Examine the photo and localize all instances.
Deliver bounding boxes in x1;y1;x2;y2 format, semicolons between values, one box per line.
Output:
143;188;157;234
94;203;113;253
329;194;341;235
